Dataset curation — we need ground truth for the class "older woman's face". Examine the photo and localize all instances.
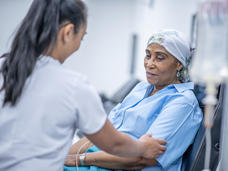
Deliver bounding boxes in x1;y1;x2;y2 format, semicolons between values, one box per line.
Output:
144;43;182;89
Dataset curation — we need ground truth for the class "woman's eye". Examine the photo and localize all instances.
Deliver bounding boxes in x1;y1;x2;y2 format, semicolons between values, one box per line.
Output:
156;55;165;60
145;54;151;58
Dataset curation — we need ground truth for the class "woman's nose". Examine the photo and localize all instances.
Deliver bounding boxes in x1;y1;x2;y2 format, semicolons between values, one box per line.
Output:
147;58;156;67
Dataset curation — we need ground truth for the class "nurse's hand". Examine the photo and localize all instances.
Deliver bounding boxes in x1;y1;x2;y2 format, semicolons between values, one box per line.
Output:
139;134;166;159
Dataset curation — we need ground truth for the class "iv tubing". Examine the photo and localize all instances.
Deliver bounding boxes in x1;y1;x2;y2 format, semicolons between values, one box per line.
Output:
76;141;90;171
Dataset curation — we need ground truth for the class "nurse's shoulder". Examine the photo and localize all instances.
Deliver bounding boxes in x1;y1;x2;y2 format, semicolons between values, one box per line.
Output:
35;56;94;93
54;62;100;101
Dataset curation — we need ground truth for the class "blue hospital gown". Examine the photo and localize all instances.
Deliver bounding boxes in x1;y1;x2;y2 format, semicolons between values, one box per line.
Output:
64;81;203;171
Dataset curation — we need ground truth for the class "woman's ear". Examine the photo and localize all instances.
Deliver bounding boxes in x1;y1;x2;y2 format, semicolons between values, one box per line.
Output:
176;62;183;71
61;23;75;44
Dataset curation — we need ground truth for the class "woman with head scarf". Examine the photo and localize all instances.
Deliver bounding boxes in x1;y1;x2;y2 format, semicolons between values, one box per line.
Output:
64;29;203;171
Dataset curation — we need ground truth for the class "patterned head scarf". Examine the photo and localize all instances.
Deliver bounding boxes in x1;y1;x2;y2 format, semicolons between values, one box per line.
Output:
147;29;192;82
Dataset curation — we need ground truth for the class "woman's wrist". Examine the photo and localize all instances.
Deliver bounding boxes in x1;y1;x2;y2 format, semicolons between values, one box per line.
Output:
79;153;86;166
65;154;88;167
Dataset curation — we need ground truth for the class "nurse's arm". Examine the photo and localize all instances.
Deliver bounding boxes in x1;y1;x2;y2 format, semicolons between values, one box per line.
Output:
85;119;166;159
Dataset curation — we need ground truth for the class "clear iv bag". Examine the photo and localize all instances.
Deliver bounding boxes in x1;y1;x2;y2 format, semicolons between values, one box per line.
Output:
190;0;228;84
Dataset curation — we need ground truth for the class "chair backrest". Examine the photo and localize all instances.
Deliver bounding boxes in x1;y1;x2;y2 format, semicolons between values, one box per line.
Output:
110;78;140;103
182;84;225;171
102;78;140;113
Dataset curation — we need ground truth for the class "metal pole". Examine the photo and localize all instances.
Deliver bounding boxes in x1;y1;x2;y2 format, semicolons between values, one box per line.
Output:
220;4;228;168
220;82;228;171
129;34;138;77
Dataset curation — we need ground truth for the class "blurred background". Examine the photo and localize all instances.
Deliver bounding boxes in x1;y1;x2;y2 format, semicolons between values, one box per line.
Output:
0;0;199;96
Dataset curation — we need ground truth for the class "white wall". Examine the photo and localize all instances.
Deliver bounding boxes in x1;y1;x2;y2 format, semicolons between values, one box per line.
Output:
0;0;32;54
64;0;136;96
0;0;200;96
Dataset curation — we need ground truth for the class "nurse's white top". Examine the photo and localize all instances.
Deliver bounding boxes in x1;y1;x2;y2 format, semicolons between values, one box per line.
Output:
0;56;107;171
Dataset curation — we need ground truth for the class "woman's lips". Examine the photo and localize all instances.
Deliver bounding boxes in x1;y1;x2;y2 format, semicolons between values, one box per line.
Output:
146;72;158;78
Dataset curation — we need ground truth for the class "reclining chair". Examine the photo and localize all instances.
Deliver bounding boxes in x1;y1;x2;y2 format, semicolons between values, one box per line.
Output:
100;78;140;114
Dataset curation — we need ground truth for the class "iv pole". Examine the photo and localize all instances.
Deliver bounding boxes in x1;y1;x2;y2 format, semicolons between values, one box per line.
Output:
219;0;228;168
190;0;228;170
219;81;228;171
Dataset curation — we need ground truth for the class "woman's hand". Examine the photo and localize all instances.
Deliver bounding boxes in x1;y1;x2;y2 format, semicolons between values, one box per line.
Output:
139;134;166;159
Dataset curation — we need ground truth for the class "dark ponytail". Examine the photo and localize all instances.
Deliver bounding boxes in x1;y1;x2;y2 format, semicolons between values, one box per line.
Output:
0;0;87;106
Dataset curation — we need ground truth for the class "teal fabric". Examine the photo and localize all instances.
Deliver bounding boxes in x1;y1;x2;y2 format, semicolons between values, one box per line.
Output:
64;146;140;171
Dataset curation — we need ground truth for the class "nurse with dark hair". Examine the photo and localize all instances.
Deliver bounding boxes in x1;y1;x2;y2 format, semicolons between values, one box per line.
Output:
0;0;166;171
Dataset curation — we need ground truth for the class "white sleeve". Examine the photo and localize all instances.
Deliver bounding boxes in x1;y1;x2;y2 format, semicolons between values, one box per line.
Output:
74;79;107;135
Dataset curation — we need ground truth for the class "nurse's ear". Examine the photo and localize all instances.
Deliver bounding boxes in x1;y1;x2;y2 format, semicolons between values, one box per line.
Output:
59;23;75;45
